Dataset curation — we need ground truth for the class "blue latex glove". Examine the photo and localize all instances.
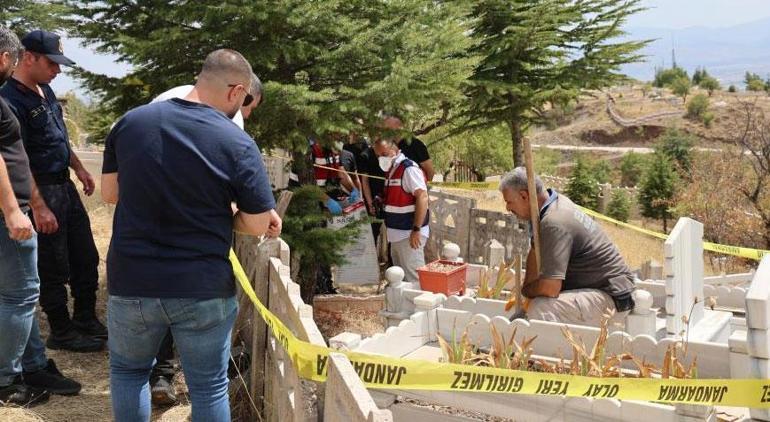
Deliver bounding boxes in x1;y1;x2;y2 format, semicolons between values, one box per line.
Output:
325;198;343;215
349;188;361;203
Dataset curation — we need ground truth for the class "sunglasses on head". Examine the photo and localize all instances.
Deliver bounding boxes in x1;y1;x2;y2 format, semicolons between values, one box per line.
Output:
227;84;254;107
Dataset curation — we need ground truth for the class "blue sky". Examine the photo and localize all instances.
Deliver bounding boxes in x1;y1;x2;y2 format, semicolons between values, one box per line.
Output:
51;0;770;98
627;0;770;29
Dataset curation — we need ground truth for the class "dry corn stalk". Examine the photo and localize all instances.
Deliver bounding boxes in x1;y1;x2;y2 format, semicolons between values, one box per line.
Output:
436;320;477;364
444;305;699;380
478;260;513;300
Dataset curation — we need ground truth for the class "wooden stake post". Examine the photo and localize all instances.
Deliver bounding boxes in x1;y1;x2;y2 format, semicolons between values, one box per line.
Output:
521;138;540;314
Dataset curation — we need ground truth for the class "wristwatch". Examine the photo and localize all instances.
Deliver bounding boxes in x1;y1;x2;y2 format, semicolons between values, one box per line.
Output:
412;226;421;232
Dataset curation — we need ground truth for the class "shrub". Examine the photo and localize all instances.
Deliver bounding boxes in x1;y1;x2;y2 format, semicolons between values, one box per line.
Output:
686;94;710;121
653;67;689;88
728;85;737;93
606;190;631;222
671;76;691;102
698;76;720;96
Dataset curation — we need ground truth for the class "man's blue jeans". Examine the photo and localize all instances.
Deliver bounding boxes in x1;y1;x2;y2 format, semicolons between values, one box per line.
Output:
108;295;237;422
0;216;48;386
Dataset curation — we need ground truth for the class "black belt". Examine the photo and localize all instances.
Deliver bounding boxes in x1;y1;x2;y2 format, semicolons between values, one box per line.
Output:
612;291;636;313
34;170;69;185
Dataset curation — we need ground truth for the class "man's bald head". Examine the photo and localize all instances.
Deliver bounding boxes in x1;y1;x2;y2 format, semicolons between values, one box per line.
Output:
198;49;253;89
191;49;254;119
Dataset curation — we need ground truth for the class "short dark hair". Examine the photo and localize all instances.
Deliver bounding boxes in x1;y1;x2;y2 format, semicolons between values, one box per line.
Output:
0;26;22;60
249;72;262;96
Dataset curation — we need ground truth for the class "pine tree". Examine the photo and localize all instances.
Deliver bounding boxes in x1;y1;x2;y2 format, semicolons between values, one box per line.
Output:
691;67;709;86
607;190;631;222
463;0;648;166
279;185;360;301
657;128;694;176
0;1;70;35
565;157;600;209
639;152;678;232
66;0;476;149
619;152;647;187
746;72;765;92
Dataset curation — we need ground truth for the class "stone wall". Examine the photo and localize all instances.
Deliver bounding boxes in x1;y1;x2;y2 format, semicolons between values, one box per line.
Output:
427;190;529;265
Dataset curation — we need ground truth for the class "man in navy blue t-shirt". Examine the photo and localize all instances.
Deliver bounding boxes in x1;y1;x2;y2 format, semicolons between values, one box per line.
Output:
101;49;280;422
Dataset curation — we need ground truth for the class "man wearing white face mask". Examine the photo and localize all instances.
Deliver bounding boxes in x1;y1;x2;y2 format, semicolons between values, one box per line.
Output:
373;138;429;283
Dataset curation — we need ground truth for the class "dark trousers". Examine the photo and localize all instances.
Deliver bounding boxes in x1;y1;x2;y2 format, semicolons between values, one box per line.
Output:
150;330;176;383
34;181;99;335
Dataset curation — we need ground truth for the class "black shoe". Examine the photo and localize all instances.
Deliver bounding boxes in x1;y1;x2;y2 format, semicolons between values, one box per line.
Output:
73;318;108;339
0;376;50;407
150;376;177;406
46;329;105;353
23;359;81;396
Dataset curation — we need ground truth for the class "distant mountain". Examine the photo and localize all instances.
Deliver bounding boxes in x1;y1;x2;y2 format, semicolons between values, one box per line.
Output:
620;17;770;87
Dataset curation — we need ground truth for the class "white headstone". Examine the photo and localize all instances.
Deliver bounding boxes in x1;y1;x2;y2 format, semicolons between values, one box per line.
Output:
664;218;704;337
329;202;381;285
484;239;505;269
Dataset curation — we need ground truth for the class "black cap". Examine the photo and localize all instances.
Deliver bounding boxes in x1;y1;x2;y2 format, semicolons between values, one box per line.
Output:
21;30;76;67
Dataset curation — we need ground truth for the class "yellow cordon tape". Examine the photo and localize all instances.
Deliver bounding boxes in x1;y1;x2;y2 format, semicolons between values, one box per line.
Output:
229;249;770;408
311;164;769;260
577;206;770;261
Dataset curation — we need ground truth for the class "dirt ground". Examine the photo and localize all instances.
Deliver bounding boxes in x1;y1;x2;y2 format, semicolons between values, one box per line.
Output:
529;85;770;149
5;178;193;422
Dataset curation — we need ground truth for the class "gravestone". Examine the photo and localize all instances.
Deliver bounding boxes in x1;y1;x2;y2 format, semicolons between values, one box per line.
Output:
640;259;663;280
329;201;380;285
484;239;505;269
746;256;770;421
664;218;704;336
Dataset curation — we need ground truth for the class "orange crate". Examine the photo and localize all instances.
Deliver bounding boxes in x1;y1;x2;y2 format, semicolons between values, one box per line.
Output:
417;259;467;296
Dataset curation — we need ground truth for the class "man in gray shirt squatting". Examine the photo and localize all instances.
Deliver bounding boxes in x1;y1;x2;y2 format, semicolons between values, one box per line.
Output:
499;167;636;326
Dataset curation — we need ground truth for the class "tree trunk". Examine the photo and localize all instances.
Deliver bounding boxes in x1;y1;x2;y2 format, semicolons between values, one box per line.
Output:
663;216;668;233
510;120;524;168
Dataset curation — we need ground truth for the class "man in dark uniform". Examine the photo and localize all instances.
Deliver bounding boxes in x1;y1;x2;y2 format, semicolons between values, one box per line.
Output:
380;114;435;181
0;30;103;352
0;25;81;407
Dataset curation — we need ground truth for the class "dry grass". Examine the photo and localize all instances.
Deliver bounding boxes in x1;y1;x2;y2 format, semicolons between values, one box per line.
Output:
0;408;46;421
531;85;770;148
314;309;385;341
